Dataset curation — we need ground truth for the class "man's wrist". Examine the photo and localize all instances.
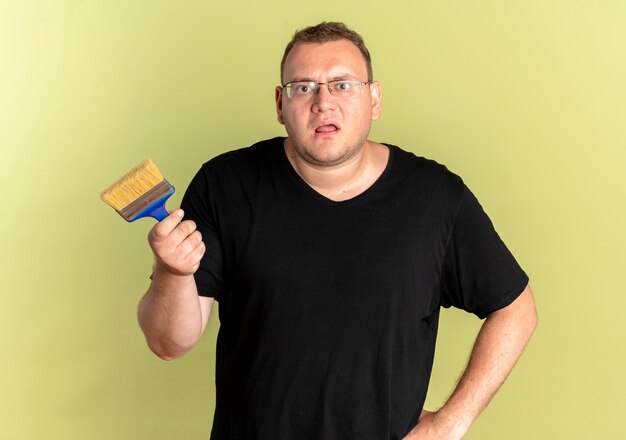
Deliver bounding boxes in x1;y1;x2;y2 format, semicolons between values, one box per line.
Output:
433;406;473;439
152;258;194;278
151;261;197;292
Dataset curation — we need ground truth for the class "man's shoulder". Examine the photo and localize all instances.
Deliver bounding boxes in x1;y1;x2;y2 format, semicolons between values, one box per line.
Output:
386;143;465;192
200;137;285;171
183;137;285;204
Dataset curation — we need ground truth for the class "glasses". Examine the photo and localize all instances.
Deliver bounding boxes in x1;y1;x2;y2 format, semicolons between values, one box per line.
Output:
282;80;370;101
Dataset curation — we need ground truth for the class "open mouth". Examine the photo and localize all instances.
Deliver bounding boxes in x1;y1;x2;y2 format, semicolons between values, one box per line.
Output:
315;124;339;133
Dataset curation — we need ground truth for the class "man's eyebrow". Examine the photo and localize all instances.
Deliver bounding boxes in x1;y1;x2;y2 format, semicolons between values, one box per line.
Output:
328;74;360;81
285;73;361;84
285;77;316;84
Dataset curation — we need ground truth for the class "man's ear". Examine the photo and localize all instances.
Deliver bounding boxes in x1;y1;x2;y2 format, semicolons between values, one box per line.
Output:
369;81;382;121
275;86;285;125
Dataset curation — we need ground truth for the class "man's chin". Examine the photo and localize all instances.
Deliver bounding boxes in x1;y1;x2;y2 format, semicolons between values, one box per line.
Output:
302;145;363;167
286;134;366;167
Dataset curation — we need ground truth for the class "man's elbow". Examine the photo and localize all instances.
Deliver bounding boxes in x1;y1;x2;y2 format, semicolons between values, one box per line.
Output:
493;285;538;336
529;299;538;330
146;340;191;361
139;325;198;361
518;285;539;337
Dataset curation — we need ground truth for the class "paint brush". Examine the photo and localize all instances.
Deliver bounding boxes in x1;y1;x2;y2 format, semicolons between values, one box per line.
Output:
100;159;175;222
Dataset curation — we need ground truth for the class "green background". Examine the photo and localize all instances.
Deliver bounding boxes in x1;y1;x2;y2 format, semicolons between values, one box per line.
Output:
2;1;625;438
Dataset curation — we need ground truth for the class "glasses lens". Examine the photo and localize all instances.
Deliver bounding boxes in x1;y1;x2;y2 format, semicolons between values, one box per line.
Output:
329;80;363;98
284;80;367;100
287;82;317;99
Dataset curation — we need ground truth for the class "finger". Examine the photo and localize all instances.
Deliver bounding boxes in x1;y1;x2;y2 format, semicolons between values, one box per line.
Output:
177;230;203;259
171;219;197;243
168;221;198;250
187;229;203;247
151;209;185;240
182;239;206;267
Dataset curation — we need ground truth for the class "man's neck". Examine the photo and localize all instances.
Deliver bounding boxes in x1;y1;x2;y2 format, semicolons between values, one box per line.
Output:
284;139;389;202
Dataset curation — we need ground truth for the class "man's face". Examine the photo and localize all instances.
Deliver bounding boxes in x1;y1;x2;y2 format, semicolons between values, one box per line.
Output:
275;39;382;167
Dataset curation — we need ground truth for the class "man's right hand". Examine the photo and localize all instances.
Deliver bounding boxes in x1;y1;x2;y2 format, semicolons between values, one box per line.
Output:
148;209;206;277
140;208;212;360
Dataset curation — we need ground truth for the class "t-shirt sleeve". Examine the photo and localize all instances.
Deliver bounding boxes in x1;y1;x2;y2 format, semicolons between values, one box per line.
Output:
440;185;528;318
180;166;224;301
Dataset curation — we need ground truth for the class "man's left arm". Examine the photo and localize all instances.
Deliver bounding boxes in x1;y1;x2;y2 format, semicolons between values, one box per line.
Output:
404;284;538;440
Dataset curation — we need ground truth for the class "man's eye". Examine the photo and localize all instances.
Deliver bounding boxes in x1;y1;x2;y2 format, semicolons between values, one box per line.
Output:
335;82;353;92
294;83;315;94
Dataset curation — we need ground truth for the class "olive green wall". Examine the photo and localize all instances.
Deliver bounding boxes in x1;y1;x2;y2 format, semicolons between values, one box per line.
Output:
2;1;624;439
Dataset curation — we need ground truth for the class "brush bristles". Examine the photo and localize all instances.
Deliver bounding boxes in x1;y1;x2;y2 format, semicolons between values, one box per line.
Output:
101;159;165;211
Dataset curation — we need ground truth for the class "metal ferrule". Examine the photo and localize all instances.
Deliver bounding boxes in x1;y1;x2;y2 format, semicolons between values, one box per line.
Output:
119;179;174;221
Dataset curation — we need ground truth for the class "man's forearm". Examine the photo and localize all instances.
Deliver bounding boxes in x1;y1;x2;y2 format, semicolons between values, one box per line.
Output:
439;286;537;436
137;267;205;361
405;285;538;439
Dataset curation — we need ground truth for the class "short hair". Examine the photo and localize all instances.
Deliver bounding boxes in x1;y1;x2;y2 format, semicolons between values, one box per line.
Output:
280;22;373;83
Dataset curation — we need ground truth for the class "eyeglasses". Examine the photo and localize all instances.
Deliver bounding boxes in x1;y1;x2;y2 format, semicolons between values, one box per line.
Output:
282;80;370;101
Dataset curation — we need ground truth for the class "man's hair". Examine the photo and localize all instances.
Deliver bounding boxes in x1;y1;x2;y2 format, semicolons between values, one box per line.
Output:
280;22;373;83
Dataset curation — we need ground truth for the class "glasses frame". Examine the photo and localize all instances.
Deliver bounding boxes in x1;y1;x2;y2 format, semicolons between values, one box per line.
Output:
281;80;371;100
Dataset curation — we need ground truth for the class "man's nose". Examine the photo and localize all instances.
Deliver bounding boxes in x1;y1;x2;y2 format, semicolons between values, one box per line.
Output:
312;83;335;112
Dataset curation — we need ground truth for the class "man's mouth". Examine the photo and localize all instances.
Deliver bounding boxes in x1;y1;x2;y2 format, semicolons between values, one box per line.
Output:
315;124;339;133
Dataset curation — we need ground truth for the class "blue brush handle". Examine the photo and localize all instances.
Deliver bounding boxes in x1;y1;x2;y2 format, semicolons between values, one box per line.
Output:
129;186;175;222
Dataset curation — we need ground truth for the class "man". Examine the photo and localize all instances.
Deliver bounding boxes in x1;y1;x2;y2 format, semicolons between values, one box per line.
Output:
138;22;537;439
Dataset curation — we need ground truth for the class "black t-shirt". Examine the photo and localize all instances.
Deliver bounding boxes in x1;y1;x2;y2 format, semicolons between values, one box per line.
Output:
181;137;528;440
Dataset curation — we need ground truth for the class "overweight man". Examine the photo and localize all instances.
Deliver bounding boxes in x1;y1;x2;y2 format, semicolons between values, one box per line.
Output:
138;22;538;440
